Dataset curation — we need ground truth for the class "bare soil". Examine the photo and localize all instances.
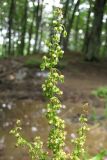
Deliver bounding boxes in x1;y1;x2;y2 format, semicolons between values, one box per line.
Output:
0;53;107;159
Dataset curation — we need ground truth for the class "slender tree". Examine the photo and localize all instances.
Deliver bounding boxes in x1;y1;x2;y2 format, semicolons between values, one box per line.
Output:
74;9;80;50
33;0;44;53
60;0;70;45
8;0;15;55
27;4;36;54
103;19;107;56
63;0;70;26
82;0;92;54
19;0;28;55
63;0;80;50
85;0;107;61
37;0;44;52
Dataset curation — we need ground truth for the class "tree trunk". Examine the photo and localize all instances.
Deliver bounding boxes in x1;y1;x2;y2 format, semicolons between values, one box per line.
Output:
63;0;70;26
20;0;28;55
82;0;92;53
27;5;36;54
63;0;80;50
74;9;80;50
60;0;70;45
8;0;15;55
85;0;107;61
33;0;43;53
103;19;107;56
38;0;44;52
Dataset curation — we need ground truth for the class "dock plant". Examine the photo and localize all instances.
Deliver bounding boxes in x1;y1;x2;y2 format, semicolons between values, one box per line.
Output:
10;6;106;160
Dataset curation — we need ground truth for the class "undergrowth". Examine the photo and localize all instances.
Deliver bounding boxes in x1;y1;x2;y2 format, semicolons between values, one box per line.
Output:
92;86;107;99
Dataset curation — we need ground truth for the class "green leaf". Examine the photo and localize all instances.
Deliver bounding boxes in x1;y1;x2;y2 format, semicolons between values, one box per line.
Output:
90;151;107;160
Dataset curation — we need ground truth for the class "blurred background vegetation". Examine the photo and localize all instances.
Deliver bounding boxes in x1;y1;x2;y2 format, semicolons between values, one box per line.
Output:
0;0;107;61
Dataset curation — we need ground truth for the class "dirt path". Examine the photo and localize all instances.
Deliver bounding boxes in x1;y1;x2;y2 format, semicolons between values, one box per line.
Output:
0;54;107;102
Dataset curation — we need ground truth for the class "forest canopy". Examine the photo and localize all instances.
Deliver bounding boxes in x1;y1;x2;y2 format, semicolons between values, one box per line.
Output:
0;0;107;61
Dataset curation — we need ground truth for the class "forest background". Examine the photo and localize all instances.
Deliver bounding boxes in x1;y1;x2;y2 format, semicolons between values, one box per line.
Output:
0;0;107;61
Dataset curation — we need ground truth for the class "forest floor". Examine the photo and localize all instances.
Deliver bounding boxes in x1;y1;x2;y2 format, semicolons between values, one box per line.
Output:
0;52;107;159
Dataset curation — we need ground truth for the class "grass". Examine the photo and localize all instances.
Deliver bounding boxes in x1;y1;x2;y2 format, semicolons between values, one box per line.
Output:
92;86;107;99
90;108;98;122
92;86;107;120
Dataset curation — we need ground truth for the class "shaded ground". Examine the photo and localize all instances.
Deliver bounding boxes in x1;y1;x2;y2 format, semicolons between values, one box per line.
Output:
0;53;107;159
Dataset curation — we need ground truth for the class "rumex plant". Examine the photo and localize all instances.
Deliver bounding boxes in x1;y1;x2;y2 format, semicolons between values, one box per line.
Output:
10;7;90;160
41;8;67;160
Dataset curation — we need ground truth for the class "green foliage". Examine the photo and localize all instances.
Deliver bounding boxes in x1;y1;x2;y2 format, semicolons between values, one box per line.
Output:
90;150;107;160
92;86;107;99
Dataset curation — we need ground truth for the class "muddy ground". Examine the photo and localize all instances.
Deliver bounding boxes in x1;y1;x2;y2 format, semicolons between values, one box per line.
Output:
0;53;107;159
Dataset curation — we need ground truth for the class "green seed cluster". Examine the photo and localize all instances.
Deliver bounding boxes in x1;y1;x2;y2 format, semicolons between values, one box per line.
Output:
10;120;47;160
70;115;90;160
42;69;64;98
41;8;67;159
41;9;67;71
